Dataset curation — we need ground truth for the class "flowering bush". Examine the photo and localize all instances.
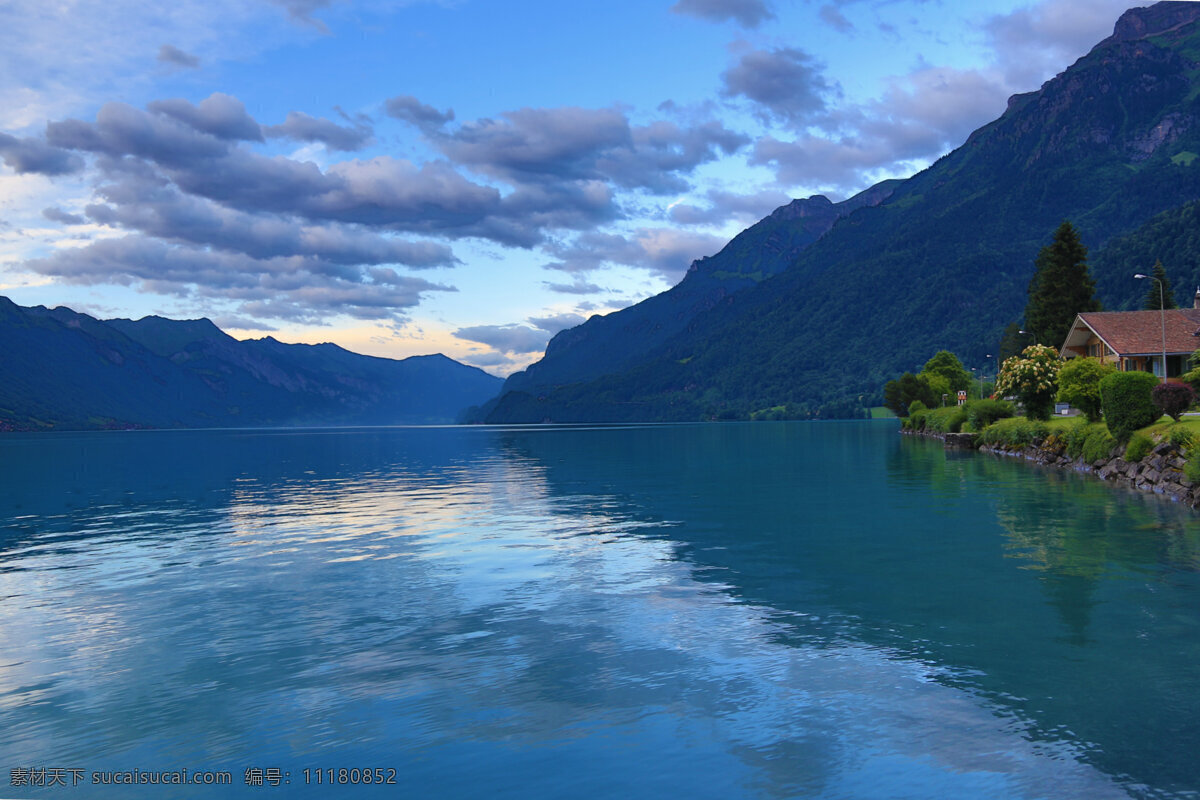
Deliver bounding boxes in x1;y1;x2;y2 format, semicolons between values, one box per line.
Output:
994;344;1062;420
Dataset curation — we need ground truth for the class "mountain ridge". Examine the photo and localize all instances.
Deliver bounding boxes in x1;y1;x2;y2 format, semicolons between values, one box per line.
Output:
0;297;502;430
482;1;1200;422
495;178;902;405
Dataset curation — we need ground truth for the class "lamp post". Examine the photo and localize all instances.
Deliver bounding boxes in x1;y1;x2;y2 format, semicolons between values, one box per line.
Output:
1015;329;1032;359
984;353;993;398
1134;272;1167;383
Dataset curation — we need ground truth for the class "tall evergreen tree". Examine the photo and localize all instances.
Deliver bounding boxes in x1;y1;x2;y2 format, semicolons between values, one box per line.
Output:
997;321;1035;363
1142;259;1177;310
1024;221;1101;348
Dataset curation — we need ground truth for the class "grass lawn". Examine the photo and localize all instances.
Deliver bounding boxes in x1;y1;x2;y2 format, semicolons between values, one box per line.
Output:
1143;416;1200;438
976;413;1197;451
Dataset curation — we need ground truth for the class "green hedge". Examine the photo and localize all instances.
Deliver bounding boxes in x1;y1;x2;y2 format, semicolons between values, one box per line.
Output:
924;405;969;433
966;399;1014;431
1124;432;1153;462
1064;420;1094;459
1169;425;1195;449
979;417;1050;448
1083;427;1118;463
1186;449;1200;482
1062;420;1118;462
1100;371;1160;441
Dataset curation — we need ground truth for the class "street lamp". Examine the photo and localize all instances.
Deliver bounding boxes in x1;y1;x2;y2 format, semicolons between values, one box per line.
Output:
984;353;993;398
1134;272;1167;383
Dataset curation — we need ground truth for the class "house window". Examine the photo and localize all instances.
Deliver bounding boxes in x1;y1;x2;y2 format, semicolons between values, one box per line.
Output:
1145;357;1184;377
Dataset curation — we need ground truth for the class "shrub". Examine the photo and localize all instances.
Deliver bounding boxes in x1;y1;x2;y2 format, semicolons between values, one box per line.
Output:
1124;432;1154;462
924;405;969;433
967;399;1014;431
1169;425;1195;449
1056;357;1115;422
1064;420;1094;459
884;373;937;416
1186;447;1200;483
1082;426;1118;463
994;344;1061;421
1152;382;1195;422
1182;348;1200;394
1100;371;1160;441
1064;420;1124;461
979;417;1050;448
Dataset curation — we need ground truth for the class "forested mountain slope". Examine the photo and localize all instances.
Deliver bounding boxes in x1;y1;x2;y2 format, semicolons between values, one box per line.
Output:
0;298;501;430
485;1;1200;422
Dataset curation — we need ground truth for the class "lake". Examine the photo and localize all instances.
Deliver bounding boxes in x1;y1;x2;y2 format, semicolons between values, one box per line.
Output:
2;421;1199;798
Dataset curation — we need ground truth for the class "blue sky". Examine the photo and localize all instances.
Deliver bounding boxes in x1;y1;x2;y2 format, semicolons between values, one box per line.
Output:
0;0;1136;374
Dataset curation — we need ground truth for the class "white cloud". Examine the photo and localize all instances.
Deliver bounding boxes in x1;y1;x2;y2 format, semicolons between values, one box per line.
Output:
452;323;550;355
0;0;301;131
985;0;1133;88
749;0;1133;193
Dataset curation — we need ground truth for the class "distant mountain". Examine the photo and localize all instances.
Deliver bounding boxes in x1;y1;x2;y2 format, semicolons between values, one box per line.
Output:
0;297;502;430
499;180;901;398
483;1;1200;423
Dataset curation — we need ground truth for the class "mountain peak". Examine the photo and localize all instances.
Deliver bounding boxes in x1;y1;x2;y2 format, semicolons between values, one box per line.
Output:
482;1;1200;423
1111;2;1200;43
767;195;833;222
106;315;233;358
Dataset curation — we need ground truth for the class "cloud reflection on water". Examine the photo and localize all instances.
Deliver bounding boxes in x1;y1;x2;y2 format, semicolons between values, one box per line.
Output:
0;425;1157;797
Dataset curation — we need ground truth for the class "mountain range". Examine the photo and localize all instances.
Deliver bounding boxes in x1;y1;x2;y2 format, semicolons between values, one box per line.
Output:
479;1;1200;422
0;297;502;430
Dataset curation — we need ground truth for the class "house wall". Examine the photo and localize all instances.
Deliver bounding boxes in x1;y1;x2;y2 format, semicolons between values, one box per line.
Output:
1061;319;1192;380
1119;355;1185;378
1083;335;1117;364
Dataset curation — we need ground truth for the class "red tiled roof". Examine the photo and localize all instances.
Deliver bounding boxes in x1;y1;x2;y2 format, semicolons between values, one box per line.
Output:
1076;309;1200;355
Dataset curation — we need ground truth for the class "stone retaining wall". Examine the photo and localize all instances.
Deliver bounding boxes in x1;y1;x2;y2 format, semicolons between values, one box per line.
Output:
904;428;1199;508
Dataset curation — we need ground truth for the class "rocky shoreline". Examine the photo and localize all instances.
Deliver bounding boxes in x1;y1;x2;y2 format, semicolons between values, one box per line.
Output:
904;429;1200;508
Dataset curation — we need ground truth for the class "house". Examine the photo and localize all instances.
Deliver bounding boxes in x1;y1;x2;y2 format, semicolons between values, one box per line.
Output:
1059;289;1200;379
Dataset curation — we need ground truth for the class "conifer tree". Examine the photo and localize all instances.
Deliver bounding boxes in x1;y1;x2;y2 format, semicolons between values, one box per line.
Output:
1142;259;1176;310
998;321;1035;363
1024;221;1101;348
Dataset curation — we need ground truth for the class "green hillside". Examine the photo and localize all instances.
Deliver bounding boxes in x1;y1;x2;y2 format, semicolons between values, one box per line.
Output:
499;181;901;400
484;2;1200;422
1091;198;1200;308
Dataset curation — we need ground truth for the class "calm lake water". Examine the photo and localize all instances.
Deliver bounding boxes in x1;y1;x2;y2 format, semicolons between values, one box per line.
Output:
2;421;1200;798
